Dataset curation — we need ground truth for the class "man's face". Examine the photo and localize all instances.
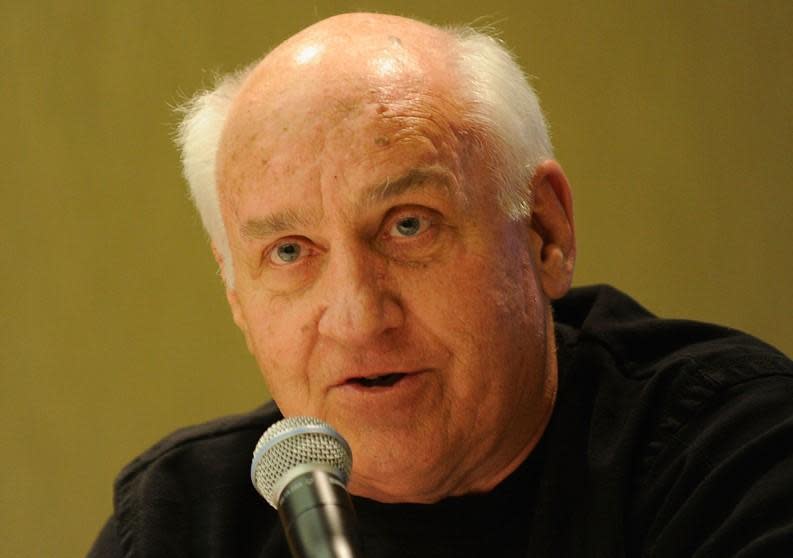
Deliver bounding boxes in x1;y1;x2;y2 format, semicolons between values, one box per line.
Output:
217;23;558;502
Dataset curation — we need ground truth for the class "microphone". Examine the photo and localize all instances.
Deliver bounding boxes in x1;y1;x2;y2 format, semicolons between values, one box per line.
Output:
251;416;364;558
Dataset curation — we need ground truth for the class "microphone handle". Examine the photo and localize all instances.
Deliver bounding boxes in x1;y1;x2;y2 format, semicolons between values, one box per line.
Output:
278;469;365;558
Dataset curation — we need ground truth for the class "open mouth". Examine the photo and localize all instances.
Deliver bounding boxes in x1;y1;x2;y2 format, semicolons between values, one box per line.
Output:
348;373;407;388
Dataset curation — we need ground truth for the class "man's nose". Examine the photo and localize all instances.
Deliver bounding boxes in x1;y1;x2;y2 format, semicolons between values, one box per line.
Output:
316;247;404;346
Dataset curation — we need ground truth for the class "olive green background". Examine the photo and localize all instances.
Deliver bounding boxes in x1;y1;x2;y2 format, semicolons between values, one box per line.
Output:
3;1;791;555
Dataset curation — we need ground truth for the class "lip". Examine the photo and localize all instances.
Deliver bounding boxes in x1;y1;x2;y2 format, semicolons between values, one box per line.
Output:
325;369;436;423
330;368;430;396
342;371;409;390
331;363;428;385
337;369;411;385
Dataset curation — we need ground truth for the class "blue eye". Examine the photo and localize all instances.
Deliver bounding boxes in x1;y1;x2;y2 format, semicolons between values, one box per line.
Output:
271;242;301;264
393;216;424;237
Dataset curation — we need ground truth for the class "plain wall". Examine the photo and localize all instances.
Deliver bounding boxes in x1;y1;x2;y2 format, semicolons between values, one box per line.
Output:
2;1;791;555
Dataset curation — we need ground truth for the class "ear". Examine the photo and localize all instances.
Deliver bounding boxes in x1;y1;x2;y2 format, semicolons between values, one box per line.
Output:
527;160;576;300
211;242;254;352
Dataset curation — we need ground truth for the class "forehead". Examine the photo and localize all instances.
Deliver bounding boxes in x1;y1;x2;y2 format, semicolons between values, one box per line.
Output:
217;40;471;221
226;93;468;223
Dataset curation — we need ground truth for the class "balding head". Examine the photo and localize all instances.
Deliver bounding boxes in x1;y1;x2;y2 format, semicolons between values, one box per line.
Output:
177;13;553;287
242;12;458;85
218;14;468;235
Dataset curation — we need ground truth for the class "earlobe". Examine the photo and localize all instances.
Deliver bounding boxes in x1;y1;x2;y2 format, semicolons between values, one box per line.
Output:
528;160;576;300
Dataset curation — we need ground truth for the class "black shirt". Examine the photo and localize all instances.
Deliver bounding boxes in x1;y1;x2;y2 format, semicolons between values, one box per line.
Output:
87;285;793;557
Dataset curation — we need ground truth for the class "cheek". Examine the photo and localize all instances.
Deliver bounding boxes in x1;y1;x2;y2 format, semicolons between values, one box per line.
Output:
414;249;537;334
407;248;542;381
239;292;317;404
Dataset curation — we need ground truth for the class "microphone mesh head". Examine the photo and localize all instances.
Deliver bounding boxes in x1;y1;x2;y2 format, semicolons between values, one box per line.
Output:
250;416;352;508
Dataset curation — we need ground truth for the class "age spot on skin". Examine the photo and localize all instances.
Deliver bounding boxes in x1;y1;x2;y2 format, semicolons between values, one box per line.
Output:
375;136;390;146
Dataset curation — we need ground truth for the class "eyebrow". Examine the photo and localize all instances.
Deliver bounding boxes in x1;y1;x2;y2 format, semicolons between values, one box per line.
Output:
361;166;455;206
239;166;457;240
240;207;318;240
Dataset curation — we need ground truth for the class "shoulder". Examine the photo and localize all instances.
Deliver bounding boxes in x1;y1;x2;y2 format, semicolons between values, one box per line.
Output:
116;400;280;486
554;284;792;398
554;285;793;555
555;284;793;464
554;284;790;374
109;402;283;557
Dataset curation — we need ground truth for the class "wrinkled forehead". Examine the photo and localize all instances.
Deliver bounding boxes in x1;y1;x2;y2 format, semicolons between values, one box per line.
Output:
219;17;463;157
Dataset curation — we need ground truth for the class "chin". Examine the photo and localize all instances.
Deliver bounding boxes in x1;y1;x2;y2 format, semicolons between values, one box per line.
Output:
347;474;445;504
346;448;462;504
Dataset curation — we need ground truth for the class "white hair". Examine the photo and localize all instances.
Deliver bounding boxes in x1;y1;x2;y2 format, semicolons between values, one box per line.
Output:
175;65;252;285
447;26;553;218
175;26;553;287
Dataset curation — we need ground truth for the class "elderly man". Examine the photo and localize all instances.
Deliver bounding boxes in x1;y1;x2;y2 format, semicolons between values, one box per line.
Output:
89;13;793;558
